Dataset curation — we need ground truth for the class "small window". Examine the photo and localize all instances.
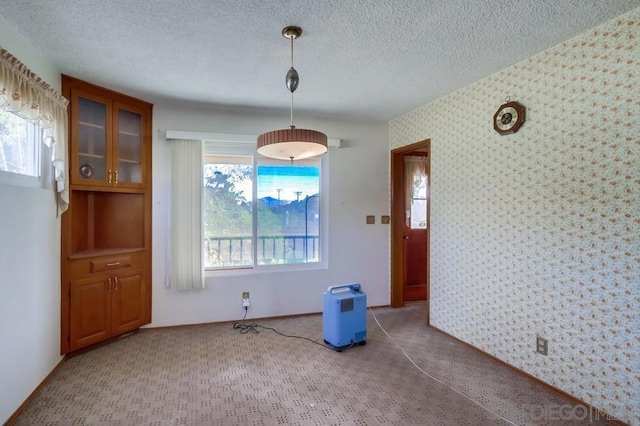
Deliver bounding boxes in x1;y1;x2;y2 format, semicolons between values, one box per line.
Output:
410;174;428;229
0;110;41;177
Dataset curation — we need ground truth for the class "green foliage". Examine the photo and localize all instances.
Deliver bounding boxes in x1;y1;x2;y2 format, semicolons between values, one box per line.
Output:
0;110;29;173
257;201;284;235
203;165;252;237
203;163;321;267
203;164;319;238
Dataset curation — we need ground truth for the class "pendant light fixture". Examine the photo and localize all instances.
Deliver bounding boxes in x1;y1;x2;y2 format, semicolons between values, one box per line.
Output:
257;26;328;162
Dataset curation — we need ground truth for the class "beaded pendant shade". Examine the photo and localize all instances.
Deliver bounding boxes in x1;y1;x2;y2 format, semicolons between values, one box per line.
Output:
257;26;327;162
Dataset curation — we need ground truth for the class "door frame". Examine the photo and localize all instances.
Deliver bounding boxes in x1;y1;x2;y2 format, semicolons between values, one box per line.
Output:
390;139;431;321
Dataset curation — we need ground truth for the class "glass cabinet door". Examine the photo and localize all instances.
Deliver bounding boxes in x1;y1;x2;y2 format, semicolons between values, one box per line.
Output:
114;103;144;186
73;91;111;185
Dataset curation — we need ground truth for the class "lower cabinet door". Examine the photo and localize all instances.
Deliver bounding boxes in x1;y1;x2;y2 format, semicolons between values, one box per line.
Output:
111;268;146;336
70;275;112;350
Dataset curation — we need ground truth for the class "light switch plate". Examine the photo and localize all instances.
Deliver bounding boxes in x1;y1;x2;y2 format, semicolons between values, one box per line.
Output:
366;215;375;224
381;215;390;224
536;336;548;355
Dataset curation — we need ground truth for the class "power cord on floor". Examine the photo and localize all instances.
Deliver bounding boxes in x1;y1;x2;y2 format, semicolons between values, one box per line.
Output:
367;306;518;426
234;304;518;424
232;307;335;351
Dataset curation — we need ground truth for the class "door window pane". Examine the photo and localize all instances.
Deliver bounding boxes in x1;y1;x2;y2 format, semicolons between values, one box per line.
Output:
410;199;427;229
410;175;427;229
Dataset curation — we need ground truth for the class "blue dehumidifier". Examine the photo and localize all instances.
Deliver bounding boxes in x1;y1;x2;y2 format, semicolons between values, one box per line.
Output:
323;284;367;351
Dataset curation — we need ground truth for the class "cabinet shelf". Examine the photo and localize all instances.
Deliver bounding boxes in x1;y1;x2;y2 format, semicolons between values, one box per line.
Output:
79;120;105;130
78;152;105;159
69;191;145;255
78;152;138;164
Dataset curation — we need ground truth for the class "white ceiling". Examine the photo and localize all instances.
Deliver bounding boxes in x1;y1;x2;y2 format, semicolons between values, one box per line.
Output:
1;0;638;121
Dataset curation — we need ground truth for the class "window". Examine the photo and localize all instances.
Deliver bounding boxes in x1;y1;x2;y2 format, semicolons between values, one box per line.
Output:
404;155;428;229
0;109;41;178
203;152;322;270
409;174;428;229
1;47;69;213
203;156;253;268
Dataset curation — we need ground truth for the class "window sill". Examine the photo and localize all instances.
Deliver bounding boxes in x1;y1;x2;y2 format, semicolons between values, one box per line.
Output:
0;170;40;188
206;261;328;278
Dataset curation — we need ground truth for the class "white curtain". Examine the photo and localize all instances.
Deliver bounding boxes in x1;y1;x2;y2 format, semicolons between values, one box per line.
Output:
168;138;205;290
404;155;428;211
0;47;69;215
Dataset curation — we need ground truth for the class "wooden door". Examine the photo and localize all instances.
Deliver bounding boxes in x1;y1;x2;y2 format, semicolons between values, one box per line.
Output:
391;140;430;314
111;269;146;335
403;227;428;301
69;275;111;350
402;154;429;302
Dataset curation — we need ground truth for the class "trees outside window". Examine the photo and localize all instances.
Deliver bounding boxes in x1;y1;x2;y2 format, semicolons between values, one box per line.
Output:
0;110;40;177
203;155;321;269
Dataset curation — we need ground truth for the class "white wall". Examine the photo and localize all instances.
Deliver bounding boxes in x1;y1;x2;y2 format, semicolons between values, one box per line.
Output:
151;103;390;326
0;16;63;423
390;8;639;424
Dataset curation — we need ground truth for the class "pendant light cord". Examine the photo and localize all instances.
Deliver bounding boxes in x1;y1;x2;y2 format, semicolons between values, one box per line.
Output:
290;92;294;128
289;34;295;128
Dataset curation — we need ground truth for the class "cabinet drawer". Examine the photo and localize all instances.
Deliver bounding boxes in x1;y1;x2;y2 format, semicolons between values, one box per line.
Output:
68;251;146;278
90;256;132;272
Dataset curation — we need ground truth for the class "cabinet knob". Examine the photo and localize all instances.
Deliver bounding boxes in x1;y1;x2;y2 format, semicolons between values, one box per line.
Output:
107;278;112;292
114;277;119;291
108;170;112;184
114;170;119;185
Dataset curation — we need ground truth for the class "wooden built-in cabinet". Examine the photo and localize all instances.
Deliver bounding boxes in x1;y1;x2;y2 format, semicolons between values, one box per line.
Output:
61;76;152;354
70;88;148;189
69;266;145;350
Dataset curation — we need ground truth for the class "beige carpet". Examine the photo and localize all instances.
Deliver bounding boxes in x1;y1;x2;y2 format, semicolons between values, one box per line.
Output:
12;303;616;425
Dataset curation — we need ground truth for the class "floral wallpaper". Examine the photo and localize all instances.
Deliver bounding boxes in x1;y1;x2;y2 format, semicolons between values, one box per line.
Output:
390;9;639;424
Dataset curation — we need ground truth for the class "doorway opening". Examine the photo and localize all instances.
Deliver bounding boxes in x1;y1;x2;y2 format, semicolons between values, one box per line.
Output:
390;139;430;323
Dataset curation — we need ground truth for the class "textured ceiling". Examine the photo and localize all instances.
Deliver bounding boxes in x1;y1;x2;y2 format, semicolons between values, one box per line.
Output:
1;0;638;121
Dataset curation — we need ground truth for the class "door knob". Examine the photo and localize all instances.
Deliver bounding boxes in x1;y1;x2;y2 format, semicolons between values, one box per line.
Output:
403;234;409;240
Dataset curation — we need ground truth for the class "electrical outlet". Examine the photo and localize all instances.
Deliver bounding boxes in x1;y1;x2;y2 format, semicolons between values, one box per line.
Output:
536;336;548;355
242;292;249;300
242;292;250;308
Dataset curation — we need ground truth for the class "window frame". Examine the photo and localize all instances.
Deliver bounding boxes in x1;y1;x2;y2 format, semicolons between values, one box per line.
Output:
0;111;50;189
203;142;329;276
409;174;428;229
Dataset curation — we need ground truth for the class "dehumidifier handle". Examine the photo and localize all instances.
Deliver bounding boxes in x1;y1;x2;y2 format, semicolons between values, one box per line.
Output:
327;283;361;294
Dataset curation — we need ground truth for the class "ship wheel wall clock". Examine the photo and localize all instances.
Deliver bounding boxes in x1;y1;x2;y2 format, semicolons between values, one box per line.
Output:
493;101;525;135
